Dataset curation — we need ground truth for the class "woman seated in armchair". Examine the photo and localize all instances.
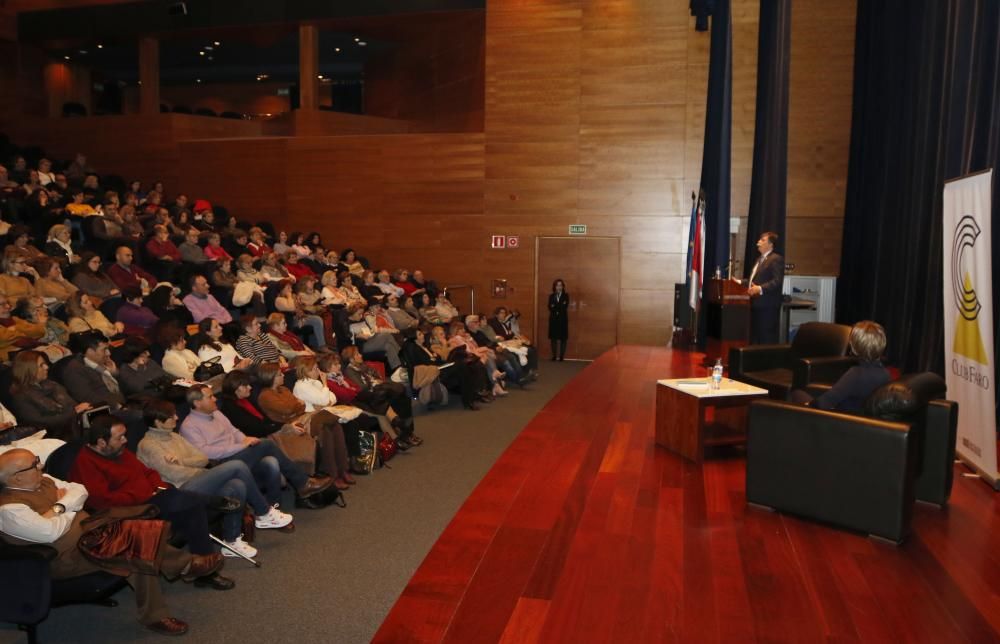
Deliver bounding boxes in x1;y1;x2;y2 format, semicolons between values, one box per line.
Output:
789;320;890;413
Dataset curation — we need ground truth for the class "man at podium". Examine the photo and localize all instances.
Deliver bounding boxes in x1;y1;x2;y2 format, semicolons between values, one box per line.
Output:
735;231;784;344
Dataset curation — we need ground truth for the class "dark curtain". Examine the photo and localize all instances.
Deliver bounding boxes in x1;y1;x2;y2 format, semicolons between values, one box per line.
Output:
743;0;791;273
696;0;732;346
838;0;1000;387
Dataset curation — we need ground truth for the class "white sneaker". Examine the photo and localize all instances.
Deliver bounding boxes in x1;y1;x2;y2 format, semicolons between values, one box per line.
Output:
254;505;293;529
222;536;258;558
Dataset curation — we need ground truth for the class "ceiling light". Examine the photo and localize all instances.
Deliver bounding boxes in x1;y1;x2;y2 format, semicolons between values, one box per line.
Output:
97;44;103;49
214;41;221;46
354;37;360;42
204;45;214;51
207;56;214;61
199;51;205;56
64;55;70;60
335;47;341;52
357;41;367;47
196;79;202;83
317;75;323;80
79;49;88;54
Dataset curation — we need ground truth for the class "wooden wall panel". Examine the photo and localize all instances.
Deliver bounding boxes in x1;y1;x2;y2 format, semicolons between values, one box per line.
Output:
365;11;485;133
2;0;856;348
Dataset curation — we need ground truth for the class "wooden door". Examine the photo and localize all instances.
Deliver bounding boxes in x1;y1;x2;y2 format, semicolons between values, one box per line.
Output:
535;236;620;360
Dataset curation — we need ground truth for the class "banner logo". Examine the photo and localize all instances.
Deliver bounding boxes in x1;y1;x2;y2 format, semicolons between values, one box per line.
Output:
951;215;989;364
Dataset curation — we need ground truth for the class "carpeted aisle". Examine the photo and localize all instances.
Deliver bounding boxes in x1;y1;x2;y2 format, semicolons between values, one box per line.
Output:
17;361;585;644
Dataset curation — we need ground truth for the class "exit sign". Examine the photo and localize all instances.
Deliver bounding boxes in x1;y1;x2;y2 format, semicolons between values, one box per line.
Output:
569;224;587;235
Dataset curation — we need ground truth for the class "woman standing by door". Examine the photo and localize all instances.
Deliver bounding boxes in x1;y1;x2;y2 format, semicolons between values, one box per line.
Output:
548;278;569;361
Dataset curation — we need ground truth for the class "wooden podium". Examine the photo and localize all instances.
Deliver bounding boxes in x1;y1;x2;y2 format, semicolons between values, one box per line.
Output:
704;278;749;365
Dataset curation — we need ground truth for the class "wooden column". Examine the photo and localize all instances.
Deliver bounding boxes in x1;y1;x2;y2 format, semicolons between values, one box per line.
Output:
138;36;160;115
298;24;319;110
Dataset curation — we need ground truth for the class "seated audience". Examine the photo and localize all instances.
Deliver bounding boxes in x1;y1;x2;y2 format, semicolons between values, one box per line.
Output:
44;224;80;265
341;345;420;449
234;314;285;366
346;303;402;371
190;318;252;372
178;384;332;503
138;399;291;556
257;360;352;489
68;415;234;589
66;291;123;338
117;338;174;398
0;255;37;305
183;274;233;324
72;252;121;301
0;448;193;635
116;287;158;336
789;320;891;412
108;246;158;295
283;251;316;282
9;350;89;440
273;282;327;351
33;258;78;306
179;227;210;265
159;325;202;381
0;297;45;362
265;312;314;360
204;232;232;262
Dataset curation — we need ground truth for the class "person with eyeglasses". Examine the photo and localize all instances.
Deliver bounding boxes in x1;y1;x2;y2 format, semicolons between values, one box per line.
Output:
0;448;194;635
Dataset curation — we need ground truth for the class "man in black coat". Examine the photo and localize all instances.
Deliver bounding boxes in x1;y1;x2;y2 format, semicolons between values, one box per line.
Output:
744;231;784;345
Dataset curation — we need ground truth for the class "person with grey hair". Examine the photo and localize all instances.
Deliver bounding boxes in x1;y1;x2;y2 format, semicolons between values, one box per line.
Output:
789;320;890;412
0;448;194;635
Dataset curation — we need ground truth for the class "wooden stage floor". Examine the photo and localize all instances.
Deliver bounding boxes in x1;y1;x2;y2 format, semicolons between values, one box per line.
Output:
374;345;1000;643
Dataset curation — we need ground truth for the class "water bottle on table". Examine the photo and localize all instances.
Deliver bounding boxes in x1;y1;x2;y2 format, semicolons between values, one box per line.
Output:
711;358;723;390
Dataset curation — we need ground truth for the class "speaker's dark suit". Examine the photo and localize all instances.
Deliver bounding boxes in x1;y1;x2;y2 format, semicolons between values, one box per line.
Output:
747;252;784;344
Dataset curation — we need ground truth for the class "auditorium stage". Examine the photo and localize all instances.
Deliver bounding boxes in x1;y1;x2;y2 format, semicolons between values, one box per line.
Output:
374;345;1000;643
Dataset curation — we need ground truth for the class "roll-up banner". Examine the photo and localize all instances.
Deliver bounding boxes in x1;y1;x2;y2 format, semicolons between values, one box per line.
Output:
943;168;999;487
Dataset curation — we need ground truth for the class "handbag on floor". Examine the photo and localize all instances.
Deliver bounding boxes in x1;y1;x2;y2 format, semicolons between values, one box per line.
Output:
351;430;378;474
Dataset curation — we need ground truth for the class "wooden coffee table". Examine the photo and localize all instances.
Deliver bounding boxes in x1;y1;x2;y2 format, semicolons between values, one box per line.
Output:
655;378;769;462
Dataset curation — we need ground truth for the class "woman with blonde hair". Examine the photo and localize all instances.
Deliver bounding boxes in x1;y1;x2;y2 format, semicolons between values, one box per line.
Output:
66;290;123;338
320;271;347;306
44;223;80;265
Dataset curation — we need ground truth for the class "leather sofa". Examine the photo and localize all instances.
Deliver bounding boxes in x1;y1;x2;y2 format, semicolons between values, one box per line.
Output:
729;321;855;399
745;372;957;544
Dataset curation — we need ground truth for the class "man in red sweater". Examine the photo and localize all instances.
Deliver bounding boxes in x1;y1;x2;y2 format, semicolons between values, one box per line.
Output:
107;246;158;294
69;415;235;590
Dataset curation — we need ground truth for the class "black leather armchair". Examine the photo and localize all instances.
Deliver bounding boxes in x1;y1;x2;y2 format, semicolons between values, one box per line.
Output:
729;321;855;399
745;372;958;544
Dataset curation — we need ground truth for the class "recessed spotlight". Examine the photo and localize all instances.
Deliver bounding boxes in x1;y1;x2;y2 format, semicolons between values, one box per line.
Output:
335;47;341;52
138;80;142;85
354;37;360;42
357;41;367;47
97;44;103;49
64;55;70;60
79;49;88;55
317;75;323;80
196;79;202;83
199;51;205;56
207;56;214;61
213;41;221;46
204;45;214;51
